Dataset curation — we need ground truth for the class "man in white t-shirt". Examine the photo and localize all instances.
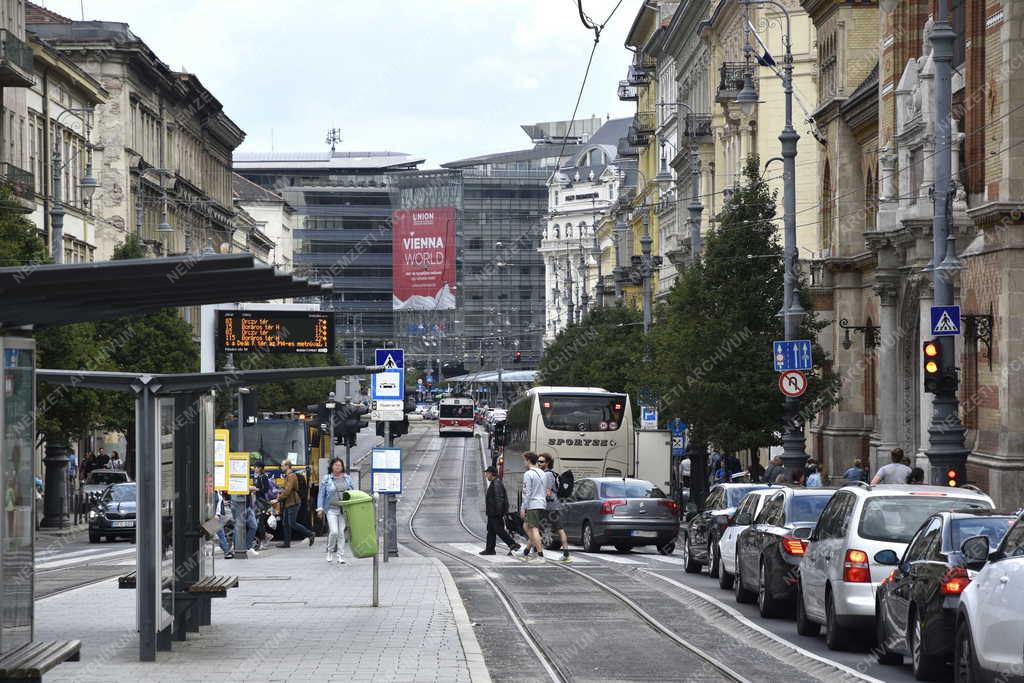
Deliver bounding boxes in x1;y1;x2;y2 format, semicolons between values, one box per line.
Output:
871;448;912;485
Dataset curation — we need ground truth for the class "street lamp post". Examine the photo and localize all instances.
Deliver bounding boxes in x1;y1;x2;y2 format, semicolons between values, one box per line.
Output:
738;0;808;472
925;0;968;483
639;212;653;336
612;216;627;304
325;391;337;464
50;108;98;263
578;248;589;319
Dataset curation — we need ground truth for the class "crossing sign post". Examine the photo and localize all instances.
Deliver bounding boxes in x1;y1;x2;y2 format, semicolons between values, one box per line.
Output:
930;305;961;336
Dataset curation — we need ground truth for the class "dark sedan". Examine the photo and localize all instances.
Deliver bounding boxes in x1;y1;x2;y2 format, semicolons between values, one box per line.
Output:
88;482;137;543
874;510;1016;680
560;478;680;554
734;488;836;617
682;483;769;577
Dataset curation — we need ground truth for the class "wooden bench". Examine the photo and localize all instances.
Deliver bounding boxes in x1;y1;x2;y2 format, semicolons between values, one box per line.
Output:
117;571;172;590
165;576;239;640
0;640;81;682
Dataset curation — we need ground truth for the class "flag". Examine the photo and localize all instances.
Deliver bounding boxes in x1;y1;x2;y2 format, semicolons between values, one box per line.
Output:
756;49;776;67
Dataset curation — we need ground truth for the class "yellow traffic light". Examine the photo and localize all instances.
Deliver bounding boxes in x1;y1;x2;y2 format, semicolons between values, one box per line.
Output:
925;360;939;374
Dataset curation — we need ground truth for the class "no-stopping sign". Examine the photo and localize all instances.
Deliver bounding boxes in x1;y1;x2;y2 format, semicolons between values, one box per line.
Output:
778;370;807;397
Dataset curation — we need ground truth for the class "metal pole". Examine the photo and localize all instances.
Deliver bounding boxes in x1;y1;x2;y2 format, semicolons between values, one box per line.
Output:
774;5;808;472
641;212;652;335
688;133;703;264
383;419;389;563
50;141;64;263
372;493;380;606
925;0;967;482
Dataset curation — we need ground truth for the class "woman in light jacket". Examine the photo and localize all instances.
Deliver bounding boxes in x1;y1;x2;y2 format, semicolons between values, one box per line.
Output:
316;458;353;564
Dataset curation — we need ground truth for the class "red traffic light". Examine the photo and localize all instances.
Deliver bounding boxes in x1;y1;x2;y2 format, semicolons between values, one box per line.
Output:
946;468;959;487
513;351;522;363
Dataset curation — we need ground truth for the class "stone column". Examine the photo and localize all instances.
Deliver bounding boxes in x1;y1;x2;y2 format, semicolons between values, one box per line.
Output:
873;279;900;474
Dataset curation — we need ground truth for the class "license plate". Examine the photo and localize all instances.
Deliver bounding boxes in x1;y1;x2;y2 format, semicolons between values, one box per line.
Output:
630;530;657;538
112;520;134;528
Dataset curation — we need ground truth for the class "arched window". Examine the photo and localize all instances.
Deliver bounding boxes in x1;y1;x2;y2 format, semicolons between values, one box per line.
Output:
821;160;834;253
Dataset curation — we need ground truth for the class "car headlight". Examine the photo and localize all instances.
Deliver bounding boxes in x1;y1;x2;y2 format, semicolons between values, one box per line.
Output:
88;510;97;519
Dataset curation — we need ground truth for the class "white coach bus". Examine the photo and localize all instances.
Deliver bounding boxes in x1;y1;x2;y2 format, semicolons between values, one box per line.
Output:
505;387;634;480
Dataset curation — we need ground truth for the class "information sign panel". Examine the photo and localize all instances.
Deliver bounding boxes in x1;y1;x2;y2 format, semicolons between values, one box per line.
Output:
217;310;333;353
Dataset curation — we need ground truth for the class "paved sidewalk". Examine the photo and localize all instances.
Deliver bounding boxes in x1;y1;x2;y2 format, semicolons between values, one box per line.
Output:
35;542;489;682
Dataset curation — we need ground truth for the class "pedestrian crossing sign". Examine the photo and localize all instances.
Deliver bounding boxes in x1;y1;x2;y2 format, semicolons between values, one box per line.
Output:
930;305;960;336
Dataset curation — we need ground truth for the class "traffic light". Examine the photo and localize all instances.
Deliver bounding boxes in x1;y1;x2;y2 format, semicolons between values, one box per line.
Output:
513;351;522;364
335;403;369;444
945;467;960;487
922;339;958;394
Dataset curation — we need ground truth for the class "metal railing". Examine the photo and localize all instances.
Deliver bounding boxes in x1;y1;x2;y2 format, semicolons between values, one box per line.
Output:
683;114;713;139
617;80;638;101
617;137;640;158
717;62;756;101
0;30;33;74
1;162;34;197
633;111;656;134
626;125;648;148
627;64;651;86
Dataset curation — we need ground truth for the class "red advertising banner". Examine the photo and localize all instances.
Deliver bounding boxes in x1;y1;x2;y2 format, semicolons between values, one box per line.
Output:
392;207;456;310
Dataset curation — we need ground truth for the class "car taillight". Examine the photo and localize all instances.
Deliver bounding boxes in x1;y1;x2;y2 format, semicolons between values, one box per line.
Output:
600;499;626;515
659;500;679;515
882;569;898;585
941;566;971;595
781;535;807;556
843;549;871;583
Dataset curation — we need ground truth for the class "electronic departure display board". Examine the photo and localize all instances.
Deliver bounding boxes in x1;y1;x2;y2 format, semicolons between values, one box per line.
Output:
217;310;334;354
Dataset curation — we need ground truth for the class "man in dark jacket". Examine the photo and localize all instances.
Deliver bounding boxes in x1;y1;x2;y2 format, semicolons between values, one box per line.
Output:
480;466;520;556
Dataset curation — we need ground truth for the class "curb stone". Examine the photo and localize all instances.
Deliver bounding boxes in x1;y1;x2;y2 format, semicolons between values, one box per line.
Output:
433;556;492;683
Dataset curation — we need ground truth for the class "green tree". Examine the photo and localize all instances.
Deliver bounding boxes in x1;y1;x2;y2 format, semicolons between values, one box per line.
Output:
651;155;839;455
212;350;346;421
537;305;647;401
0;188;47;266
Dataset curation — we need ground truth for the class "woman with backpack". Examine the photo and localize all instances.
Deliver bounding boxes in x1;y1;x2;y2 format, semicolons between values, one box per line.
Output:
316;458;353;564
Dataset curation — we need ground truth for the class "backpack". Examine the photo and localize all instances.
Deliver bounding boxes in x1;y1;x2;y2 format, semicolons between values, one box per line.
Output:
555;470;574;499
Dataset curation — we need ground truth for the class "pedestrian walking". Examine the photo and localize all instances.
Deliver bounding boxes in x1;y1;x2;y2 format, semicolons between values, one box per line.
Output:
316;458;352;564
95;448;109;469
871;449;912;485
273;459;314;548
230;485;259;557
723;453;742;479
764;456;784;486
109;451;124;471
806;465;824;487
214;491;234;558
842;459;867;482
909;466;925;484
81;452;95;479
480;466;519;556
516;452;547;562
251;461;277;549
538;454;571;563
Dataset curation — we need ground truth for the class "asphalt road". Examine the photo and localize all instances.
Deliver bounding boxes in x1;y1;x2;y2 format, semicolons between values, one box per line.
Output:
401;423;907;683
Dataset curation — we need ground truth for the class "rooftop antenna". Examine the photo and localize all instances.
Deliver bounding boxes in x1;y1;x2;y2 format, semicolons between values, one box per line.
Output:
325;128;343;153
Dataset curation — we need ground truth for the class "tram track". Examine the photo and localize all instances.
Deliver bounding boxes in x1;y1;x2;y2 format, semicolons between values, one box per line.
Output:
409;430;751;683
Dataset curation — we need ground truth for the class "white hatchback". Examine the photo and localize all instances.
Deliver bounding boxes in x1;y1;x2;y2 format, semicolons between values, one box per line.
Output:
717;488;779;590
955;513;1024;682
797;483;993;651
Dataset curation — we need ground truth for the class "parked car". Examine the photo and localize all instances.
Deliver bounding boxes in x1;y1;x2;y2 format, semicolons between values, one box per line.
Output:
734;487;837;617
955;512;1024;683
559;477;679;554
718;488;778;590
797;484;994;651
874;510;1016;679
88;482;136;543
81;469;131;502
681;482;770;576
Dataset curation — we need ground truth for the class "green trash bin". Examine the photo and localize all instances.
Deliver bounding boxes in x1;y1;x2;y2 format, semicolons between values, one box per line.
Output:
337;490;378;558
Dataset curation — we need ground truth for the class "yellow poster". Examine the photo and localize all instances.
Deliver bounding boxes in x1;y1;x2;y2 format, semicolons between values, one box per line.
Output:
227;452;251;495
214;429;230;491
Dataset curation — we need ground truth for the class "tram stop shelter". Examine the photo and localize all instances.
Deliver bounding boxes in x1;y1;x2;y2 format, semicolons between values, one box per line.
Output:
0;253;373;667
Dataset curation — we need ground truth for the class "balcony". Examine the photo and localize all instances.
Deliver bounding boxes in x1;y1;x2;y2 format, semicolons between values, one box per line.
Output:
717;62;756;104
0;31;34;87
626;64;651;86
625;125;648;148
617;80;638;101
617;137;639;158
633;111;656;134
683;114;713;140
1;162;34;199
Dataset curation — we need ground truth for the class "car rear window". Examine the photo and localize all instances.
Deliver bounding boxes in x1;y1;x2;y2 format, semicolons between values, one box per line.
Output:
950;517;1015;551
89;472;128;485
726;486;766;507
859;496;992;543
601;482;665;499
787;494;833;524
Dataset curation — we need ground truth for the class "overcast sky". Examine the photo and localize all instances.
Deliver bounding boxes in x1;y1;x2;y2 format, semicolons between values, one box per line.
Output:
40;0;638;168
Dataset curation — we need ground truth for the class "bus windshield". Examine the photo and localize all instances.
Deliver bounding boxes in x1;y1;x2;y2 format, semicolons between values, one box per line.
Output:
440;404;473;419
539;394;626;432
228;421;307;467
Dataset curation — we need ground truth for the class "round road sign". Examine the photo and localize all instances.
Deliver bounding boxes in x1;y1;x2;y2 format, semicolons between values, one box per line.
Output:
778;370;808;397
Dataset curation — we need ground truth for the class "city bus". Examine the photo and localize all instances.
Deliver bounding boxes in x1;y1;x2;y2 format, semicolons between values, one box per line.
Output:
505;386;634;486
438;396;475;437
